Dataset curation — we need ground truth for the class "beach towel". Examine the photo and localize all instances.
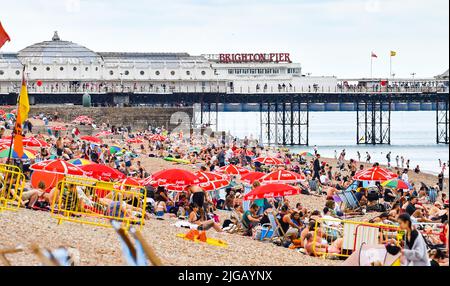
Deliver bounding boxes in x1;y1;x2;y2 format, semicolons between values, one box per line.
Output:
176;233;228;248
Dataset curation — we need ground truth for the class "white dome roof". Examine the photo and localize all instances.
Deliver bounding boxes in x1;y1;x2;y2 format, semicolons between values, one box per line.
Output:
17;31;102;65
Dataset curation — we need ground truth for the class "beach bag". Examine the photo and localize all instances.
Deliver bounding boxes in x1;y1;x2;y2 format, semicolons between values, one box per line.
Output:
252;225;264;240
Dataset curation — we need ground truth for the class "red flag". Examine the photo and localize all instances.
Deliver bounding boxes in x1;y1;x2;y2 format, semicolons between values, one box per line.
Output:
371;52;378;58
0;21;11;50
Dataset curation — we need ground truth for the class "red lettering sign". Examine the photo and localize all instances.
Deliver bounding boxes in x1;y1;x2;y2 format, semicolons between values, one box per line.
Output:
218;53;292;64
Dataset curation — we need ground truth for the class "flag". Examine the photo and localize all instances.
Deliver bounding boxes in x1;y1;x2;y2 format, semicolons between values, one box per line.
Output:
0;21;11;50
390;51;397;57
13;75;30;158
371;52;378;58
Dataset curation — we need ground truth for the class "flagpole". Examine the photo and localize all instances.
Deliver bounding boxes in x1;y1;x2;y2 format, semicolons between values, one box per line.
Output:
6;65;25;165
390;55;392;79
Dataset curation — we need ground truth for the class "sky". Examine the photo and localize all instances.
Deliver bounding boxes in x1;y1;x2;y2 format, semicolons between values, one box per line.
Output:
0;0;448;78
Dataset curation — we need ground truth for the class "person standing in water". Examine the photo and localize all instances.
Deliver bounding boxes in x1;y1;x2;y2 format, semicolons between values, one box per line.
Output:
386;152;391;167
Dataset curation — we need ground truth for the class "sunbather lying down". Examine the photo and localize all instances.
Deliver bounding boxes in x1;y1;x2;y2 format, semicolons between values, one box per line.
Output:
304;232;344;257
49;182;147;221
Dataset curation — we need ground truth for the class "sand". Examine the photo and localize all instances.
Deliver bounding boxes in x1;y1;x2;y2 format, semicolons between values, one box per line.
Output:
0;116;447;266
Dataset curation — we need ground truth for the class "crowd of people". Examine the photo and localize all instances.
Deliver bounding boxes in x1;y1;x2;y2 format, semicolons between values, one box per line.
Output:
0;110;448;266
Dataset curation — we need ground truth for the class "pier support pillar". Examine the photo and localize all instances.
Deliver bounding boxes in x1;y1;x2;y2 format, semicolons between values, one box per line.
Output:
261;95;308;146
437;100;449;144
356;97;391;145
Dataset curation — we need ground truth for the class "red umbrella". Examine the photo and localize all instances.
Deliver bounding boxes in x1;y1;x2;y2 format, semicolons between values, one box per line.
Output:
149;134;167;142
217;165;250;176
353;166;397;182
116;177;142;188
198;180;230;191
80;136;103;144
22;137;50;148
254;157;283;165
194;171;227;183
95;131;113;137
243;184;301;201
72;116;93;124
260;169;305;184
151;168;199;187
79;164;126;181
52;126;66;131
240;172;266;185
30;159;84;176
139;176;153;186
127;138;144;144
234;149;255;157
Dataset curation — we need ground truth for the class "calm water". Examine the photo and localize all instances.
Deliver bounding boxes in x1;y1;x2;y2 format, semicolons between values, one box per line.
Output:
217;111;449;175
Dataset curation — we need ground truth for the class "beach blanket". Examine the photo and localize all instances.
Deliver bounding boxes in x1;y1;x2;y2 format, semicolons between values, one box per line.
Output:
176;232;228;248
164;157;190;165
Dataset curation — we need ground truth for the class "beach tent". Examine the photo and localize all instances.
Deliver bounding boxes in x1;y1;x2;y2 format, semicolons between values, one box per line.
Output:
342;244;401;266
243;184;301;201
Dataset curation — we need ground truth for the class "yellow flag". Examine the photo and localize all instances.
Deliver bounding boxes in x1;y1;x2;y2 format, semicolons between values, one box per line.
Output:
13;77;29;159
17;78;29;124
390;51;397;57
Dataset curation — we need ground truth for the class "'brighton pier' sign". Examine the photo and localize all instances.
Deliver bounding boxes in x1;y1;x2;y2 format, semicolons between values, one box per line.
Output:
218;53;292;64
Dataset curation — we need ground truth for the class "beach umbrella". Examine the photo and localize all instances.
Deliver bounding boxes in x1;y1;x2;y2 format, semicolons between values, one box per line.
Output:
149;134;167;142
0;148;36;159
381;179;411;190
80;136;103;144
234;149;255;157
217;165;250;176
139;176;153;187
353;167;397;182
299;152;314;157
243;184;301;201
30;159;85;176
68;158;94;166
254;157;283;165
31;170;64;191
259;169;305;184
22;137;50;148
151;168;200;187
79;164;126;181
199;180;230;191
117;177;142;188
95;131;113;137
52;126;66;131
72;116;93;125
240;172;266;185
127;138;144;144
194;171;227;183
0;110;5;115
3;113;14;120
109;145;123;154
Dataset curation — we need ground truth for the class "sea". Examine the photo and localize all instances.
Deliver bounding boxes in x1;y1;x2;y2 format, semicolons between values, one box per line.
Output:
216;111;449;176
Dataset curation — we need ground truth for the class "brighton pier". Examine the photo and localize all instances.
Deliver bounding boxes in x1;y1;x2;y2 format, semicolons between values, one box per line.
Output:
1;32;449;146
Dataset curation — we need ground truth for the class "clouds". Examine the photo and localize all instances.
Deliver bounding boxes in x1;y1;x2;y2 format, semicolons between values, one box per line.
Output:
0;0;448;78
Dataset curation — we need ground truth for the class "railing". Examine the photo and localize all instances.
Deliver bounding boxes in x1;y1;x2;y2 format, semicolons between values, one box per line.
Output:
0;164;25;211
1;83;448;95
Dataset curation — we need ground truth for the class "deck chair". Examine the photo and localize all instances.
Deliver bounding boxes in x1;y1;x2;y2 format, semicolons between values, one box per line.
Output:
0;247;23;266
111;220;163;266
341;190;360;210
